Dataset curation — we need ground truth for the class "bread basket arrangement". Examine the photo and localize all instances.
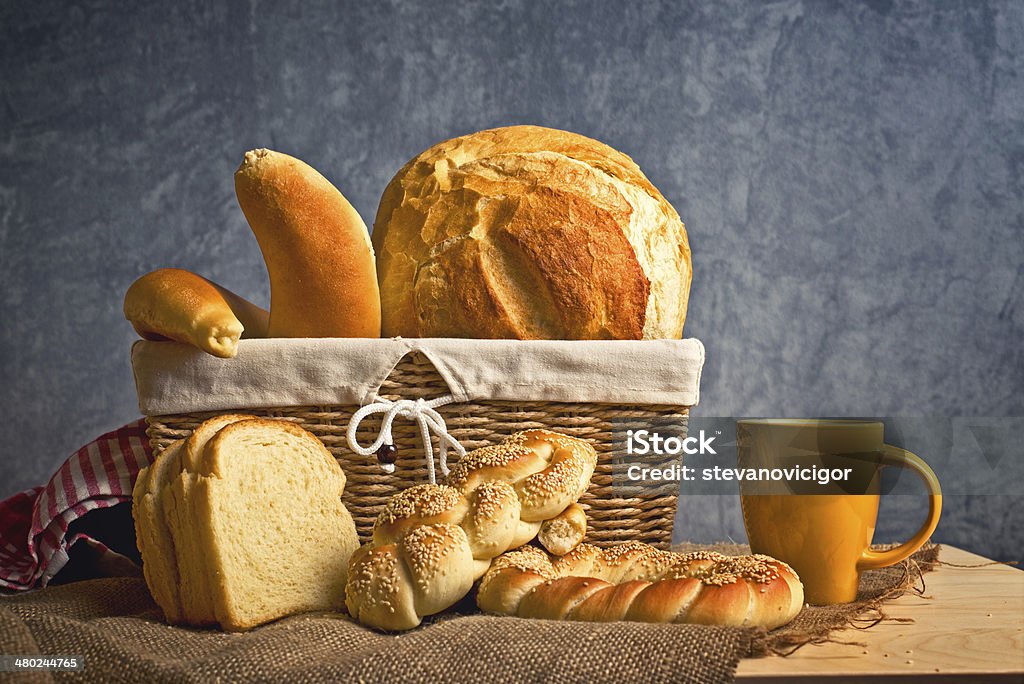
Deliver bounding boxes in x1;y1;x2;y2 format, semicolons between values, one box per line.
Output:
134;336;704;548
129;125;701;549
127;126;804;633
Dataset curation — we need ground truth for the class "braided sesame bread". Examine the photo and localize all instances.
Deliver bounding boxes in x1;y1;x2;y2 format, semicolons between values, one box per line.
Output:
477;542;804;630
345;430;597;631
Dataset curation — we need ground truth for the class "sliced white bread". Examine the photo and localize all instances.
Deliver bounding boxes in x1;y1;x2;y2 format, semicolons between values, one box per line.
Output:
162;413;253;625
132;439;185;622
192;418;359;631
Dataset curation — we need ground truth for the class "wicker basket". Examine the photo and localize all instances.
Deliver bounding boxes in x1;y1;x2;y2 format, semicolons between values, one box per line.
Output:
142;351;691;548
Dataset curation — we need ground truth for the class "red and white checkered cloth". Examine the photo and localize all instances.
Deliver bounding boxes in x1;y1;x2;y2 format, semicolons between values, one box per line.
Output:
0;420;152;590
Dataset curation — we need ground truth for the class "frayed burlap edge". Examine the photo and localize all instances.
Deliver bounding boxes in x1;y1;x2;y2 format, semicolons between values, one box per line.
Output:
754;544;940;657
672;542;941;658
0;543;945;683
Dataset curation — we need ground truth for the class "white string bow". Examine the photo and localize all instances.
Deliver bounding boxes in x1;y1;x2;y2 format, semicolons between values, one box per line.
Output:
346;394;466;484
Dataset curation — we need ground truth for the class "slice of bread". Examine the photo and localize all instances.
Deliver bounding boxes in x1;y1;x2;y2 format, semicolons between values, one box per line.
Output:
162;414;252;625
132;439;185;622
192;418;359;631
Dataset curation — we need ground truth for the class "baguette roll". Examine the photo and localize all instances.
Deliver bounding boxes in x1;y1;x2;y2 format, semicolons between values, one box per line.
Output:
234;148;381;338
124;268;268;358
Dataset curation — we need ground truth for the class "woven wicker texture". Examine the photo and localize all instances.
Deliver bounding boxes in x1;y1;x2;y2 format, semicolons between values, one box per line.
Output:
145;352;688;547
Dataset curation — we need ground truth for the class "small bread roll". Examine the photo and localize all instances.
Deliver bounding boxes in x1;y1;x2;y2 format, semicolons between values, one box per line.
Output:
538;502;587;556
234;149;381;338
124;268;269;358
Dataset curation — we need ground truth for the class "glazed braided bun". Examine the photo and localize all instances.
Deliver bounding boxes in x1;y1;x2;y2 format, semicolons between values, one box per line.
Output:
344;430;597;631
478;542;804;630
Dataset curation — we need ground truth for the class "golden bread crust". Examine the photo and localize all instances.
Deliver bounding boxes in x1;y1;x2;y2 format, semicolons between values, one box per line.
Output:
373;125;691;339
235;148;381;338
478;541;804;630
344;429;597;631
124;268;268;358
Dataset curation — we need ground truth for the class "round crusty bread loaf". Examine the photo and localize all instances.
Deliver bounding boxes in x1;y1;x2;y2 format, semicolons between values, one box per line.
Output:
345;430;597;631
477;542;804;630
372;125;692;340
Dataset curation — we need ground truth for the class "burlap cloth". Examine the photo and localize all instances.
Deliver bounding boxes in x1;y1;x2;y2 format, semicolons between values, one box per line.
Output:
0;544;940;684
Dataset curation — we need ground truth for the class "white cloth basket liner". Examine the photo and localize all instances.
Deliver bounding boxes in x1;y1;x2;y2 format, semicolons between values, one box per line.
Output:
131;337;705;416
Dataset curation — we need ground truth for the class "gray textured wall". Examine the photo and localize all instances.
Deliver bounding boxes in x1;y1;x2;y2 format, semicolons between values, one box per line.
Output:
2;1;1021;559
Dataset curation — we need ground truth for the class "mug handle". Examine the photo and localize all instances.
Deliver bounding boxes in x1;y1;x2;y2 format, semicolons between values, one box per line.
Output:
857;445;942;571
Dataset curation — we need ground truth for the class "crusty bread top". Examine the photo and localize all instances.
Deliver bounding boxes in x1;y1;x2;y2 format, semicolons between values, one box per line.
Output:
372;125;691;340
378;126;669;210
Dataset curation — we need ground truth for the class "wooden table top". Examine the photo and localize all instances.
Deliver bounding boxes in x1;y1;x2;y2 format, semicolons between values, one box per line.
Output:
736;545;1024;683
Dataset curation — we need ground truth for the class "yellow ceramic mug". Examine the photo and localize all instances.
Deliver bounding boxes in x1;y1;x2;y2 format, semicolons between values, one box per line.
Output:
737;419;942;605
